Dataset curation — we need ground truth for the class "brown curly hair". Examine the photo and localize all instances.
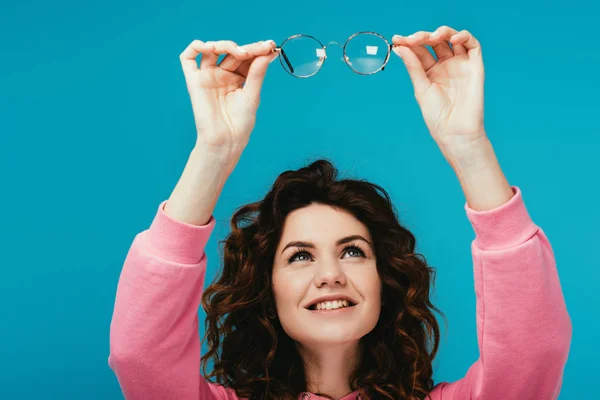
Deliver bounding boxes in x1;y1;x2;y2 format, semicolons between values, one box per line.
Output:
201;159;446;400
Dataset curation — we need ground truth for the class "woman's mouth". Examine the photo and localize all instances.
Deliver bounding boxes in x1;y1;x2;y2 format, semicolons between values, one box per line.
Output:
309;299;356;311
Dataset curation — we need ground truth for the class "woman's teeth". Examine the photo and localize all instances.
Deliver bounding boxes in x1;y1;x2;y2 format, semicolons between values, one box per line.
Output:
315;299;350;310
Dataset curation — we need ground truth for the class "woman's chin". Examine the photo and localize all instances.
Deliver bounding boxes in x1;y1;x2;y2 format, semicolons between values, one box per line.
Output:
295;325;366;345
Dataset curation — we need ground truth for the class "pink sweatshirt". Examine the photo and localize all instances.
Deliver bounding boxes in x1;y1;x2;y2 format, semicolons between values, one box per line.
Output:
108;186;572;400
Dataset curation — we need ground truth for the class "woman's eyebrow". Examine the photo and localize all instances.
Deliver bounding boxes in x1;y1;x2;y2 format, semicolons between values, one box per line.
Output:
280;235;371;254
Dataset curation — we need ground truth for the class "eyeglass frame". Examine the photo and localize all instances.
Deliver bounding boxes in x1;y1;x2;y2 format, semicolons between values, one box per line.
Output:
274;31;394;78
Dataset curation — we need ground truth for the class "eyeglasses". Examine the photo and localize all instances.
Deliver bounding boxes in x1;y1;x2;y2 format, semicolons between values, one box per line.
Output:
274;32;393;78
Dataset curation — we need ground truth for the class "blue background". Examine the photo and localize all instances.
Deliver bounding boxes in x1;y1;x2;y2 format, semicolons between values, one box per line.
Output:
1;0;597;398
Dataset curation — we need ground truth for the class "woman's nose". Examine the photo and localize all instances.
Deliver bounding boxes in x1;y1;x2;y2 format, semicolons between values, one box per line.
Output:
315;261;347;287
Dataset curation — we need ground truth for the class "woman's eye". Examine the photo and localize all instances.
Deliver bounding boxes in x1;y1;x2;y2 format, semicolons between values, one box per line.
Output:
294;253;310;261
288;251;312;264
343;246;365;258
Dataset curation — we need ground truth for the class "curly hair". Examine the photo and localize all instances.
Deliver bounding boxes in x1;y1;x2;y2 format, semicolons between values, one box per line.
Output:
201;159;446;400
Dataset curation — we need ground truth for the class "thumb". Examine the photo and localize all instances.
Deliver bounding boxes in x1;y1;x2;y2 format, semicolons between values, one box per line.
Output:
243;52;277;106
393;46;431;95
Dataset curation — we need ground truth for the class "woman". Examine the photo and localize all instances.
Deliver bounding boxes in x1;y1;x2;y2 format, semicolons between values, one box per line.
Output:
108;26;572;399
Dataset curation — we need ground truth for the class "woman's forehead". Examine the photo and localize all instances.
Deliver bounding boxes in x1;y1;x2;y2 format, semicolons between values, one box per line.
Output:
278;204;371;244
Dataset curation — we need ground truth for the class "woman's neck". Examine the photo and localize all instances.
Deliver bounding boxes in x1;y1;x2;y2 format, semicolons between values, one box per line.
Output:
297;341;361;399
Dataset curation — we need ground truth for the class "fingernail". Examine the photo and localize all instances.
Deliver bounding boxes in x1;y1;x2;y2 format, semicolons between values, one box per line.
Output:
237;46;248;53
265;40;276;46
407;34;416;39
269;53;279;63
430;31;438;37
392;34;402;40
393;48;402;58
205;41;215;45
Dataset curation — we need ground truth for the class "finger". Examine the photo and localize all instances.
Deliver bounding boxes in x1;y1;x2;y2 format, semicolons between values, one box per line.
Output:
427;26;456;61
235;59;253;78
220;40;276;72
423;26;468;57
179;40;214;76
449;30;482;59
199;41;219;69
218;46;251;72
242;52;277;107
392;46;431;95
199;40;247;69
392;33;436;70
236;47;279;78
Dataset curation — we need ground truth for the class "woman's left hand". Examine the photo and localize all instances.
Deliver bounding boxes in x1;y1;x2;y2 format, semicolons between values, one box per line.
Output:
392;26;487;160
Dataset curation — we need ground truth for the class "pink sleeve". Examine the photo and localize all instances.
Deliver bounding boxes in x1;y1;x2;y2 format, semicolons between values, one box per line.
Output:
430;187;572;400
108;201;241;400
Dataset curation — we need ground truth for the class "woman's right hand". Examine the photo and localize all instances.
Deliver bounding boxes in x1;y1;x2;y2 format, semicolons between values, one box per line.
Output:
179;39;278;156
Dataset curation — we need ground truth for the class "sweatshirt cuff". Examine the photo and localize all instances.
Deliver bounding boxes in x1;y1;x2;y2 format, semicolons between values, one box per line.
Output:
142;200;217;265
465;186;539;250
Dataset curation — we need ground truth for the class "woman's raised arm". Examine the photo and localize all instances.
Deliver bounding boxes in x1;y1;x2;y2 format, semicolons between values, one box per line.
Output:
393;27;572;398
108;38;277;400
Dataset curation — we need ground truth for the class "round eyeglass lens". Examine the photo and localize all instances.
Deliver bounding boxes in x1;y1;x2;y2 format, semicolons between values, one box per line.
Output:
344;33;389;74
279;35;325;77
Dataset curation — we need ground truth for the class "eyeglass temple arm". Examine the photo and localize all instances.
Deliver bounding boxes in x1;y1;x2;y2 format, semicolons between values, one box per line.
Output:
276;47;295;74
381;43;394;71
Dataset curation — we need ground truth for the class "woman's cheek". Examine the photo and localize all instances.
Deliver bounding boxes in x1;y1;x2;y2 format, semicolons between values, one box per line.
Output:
272;268;312;308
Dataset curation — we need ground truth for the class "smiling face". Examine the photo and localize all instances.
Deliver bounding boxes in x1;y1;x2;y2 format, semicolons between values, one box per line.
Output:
272;203;382;346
